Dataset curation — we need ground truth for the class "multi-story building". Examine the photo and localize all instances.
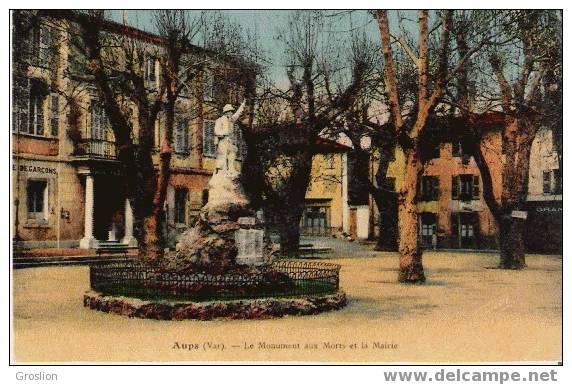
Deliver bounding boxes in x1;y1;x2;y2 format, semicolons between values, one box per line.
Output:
302;138;350;236
524;127;562;253
408;132;502;249
354;115;562;252
11;12;250;250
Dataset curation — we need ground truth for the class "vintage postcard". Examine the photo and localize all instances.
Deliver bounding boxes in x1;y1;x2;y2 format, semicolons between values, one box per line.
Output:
10;8;562;369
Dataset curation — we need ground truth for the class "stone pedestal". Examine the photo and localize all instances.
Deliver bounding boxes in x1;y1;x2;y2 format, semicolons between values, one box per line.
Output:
162;170;271;272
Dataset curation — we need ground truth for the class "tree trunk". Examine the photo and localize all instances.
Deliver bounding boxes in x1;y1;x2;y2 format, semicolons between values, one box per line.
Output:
496;117;533;269
138;209;166;264
279;207;303;256
373;136;398;252
273;147;313;255
498;215;526;269
373;189;398;251
397;149;425;283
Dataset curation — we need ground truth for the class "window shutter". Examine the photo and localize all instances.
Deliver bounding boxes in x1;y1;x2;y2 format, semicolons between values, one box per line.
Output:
30;27;40;64
433;177;440;200
36;95;44;135
175;120;182;152
452;176;459;200
39;25;52;67
472;175;480;199
543;171;551;193
553;169;562;193
149;58;156;82
176;120;188;154
50;93;59;137
14;77;30;133
183;121;189;153
90;103;97;139
203;120;215;157
203;71;213;101
451;213;459;241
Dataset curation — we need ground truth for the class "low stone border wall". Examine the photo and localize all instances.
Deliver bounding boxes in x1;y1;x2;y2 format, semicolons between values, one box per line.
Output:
83;290;347;320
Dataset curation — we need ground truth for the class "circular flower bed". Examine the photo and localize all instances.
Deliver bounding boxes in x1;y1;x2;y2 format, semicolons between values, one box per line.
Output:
83;290;347;320
85;259;346;319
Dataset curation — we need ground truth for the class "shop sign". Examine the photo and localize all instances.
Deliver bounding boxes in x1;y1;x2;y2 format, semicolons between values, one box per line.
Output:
511;210;528;219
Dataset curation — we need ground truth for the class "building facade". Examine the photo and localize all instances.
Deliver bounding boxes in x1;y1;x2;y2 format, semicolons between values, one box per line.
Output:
358;121;561;252
524;127;562;253
12;12;249;249
302;139;350;236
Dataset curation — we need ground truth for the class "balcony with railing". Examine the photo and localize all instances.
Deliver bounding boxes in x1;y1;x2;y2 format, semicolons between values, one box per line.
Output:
73;138;117;160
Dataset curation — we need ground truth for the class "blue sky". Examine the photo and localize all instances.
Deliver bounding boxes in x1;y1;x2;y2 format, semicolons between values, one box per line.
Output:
108;10;387;83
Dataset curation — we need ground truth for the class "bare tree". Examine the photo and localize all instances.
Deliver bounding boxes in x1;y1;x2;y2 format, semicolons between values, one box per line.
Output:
451;10;562;269
374;10;490;282
246;11;377;254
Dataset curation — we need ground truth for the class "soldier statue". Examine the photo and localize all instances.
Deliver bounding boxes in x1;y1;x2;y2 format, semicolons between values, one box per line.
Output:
214;101;246;173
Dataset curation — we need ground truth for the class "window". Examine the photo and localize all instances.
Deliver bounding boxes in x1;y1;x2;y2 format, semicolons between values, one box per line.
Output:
174;188;188;224
203;120;216;158
28;90;45;136
426;143;441;160
451;212;480;249
69;32;87;74
543;169;562;194
50;93;59;137
203;70;214;101
175;119;189;154
419;213;437;247
452;174;479;201
144;56;156;85
302;206;331;235
543;171;552;193
13;77;30;133
418;176;439;201
90;101;109;140
27;180;47;221
31;23;54;68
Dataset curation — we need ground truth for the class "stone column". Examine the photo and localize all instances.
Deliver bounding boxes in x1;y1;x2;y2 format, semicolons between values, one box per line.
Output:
108;223;117;241
79;174;97;249
121;198;138;247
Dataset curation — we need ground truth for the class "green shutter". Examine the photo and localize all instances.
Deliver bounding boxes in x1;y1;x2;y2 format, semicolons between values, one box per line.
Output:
433;177;440;201
472;175;480;200
36;95;44;135
203;121;215;157
50;93;59;136
452;176;459;200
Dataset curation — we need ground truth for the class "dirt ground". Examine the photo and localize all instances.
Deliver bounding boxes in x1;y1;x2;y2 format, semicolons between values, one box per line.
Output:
12;251;562;364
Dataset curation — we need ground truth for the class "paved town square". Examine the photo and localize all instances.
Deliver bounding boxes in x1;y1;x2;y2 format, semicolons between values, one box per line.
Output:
13;242;562;363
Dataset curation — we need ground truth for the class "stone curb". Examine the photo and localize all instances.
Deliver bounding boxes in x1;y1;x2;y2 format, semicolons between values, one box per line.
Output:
83;290;347;321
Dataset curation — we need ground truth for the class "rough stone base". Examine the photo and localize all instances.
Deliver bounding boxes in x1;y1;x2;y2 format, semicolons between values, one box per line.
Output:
83;290;347;320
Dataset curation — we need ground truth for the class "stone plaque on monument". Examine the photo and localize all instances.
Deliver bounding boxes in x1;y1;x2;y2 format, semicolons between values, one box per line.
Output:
235;217;265;266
